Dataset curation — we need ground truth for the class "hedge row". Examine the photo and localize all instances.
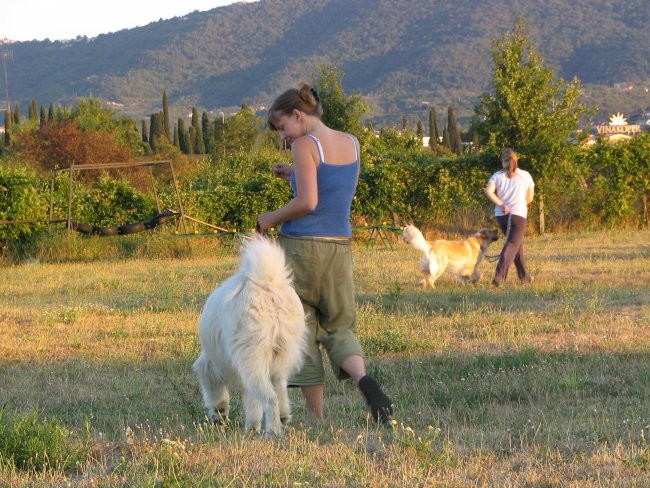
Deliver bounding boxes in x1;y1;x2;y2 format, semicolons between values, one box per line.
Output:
1;134;648;257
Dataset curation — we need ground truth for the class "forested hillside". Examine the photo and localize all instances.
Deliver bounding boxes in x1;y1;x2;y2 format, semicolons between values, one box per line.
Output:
3;0;649;125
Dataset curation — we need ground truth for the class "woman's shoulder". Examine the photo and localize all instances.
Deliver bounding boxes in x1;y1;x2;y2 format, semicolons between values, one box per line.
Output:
516;168;534;181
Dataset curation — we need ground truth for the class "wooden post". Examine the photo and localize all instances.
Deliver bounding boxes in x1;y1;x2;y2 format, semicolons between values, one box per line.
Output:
538;193;545;234
49;175;54;233
168;160;187;234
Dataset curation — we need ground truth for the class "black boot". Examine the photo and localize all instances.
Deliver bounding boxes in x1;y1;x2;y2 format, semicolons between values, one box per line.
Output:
358;375;394;424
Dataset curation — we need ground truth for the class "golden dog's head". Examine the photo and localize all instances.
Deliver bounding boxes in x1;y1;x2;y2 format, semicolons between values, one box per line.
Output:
475;228;499;246
401;224;423;245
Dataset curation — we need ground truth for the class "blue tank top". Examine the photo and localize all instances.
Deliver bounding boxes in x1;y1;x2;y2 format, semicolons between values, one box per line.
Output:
281;134;360;238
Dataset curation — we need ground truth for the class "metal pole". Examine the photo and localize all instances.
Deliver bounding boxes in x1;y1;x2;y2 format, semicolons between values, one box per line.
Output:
1;51;11;115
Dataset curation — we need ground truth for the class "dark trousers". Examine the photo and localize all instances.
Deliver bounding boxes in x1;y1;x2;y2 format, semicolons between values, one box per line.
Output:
494;214;531;283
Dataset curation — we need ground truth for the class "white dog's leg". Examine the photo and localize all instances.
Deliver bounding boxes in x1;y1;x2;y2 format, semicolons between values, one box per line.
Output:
243;384;281;437
274;378;292;425
193;353;230;425
242;390;264;433
262;396;282;438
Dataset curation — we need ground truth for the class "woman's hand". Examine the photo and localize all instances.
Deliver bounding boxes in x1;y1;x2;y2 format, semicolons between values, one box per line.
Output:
272;163;292;181
256;212;275;233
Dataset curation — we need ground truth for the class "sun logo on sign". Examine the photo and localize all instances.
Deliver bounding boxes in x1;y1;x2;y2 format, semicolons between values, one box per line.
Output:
609;113;627;126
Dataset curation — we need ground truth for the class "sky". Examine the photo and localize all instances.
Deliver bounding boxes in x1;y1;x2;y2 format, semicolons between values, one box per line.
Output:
1;1;252;42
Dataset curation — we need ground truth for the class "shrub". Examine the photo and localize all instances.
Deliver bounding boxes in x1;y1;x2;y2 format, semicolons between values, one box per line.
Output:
49;173;158;227
0;166;49;258
0;408;90;472
355;151;492;228
176;149;292;231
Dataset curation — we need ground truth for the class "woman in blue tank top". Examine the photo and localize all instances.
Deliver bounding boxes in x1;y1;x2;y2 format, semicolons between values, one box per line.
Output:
257;82;393;425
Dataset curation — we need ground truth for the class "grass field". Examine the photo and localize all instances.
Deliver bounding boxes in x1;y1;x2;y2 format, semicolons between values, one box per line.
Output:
0;229;649;486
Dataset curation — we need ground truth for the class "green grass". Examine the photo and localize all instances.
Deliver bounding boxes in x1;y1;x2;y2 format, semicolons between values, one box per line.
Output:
0;229;648;486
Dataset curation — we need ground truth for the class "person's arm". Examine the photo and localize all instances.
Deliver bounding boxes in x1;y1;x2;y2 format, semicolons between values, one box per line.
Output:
484;181;510;214
257;137;318;231
526;185;534;205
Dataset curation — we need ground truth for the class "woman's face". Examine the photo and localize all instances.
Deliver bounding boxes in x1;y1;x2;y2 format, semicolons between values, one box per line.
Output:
501;157;510;169
272;110;304;144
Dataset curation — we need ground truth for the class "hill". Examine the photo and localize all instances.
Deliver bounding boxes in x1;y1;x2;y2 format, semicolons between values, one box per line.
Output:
2;0;649;127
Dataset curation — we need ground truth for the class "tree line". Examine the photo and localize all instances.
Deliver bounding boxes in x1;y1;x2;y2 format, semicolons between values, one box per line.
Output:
0;21;648;261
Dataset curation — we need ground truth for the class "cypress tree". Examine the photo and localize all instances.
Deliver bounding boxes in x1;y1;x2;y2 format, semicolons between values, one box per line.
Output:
155;113;165;149
149;114;156;151
173;125;180;149
141;119;149;143
39;106;47;130
416;120;424;138
191;108;205;154
12;104;20;125
48;102;55;121
29;99;38;120
428;107;439;147
214;112;226;157
442;126;450;149
177;118;188;154
3;110;11;146
188;126;195;155
162;90;171;141
149;113;165;152
447;105;462;155
202;111;212;154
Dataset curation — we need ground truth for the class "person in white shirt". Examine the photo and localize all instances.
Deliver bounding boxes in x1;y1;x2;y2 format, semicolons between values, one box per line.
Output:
484;148;535;285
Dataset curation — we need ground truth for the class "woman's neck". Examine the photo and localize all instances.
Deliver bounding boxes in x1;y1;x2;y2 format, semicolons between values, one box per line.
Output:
304;119;327;136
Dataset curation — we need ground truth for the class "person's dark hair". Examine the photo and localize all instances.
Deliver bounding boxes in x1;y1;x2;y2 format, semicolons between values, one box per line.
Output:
501;148;519;178
267;82;322;131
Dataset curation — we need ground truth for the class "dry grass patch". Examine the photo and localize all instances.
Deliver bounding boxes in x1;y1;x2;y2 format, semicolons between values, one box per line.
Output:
0;229;648;486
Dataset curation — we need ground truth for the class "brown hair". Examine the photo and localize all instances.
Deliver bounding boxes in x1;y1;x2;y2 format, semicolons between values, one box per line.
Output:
501;148;519;178
267;82;322;131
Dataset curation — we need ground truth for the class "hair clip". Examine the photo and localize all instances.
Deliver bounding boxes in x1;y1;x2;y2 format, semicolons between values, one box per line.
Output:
310;87;320;103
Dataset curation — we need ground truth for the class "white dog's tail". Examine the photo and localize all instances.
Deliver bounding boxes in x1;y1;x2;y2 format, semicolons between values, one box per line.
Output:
238;236;293;287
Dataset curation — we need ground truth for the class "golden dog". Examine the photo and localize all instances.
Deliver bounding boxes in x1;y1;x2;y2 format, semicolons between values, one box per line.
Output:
402;224;499;287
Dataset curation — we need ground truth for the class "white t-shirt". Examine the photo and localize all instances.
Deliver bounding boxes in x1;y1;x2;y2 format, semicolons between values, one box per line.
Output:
487;168;535;218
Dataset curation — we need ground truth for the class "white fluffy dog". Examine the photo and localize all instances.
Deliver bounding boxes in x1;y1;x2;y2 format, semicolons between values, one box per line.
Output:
192;236;307;437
